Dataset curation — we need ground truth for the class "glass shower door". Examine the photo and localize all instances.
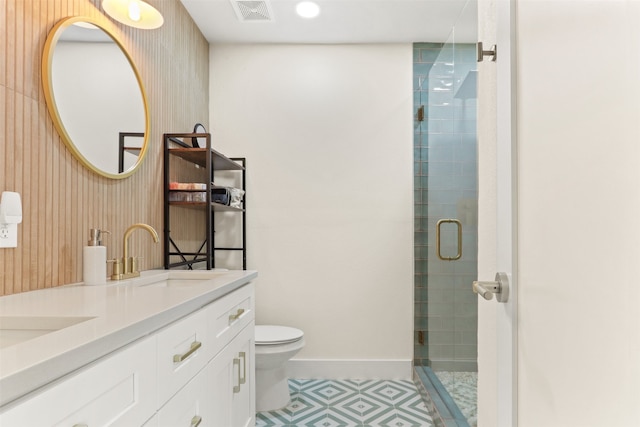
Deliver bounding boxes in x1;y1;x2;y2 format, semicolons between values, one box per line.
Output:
427;35;478;425
414;1;478;425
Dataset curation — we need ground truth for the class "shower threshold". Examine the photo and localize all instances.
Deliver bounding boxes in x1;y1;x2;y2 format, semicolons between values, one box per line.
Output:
413;366;473;427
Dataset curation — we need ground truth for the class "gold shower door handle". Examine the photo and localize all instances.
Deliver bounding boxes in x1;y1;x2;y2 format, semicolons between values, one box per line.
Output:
436;219;462;261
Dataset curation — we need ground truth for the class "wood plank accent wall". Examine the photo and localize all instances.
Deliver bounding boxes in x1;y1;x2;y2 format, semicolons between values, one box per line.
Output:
0;0;210;295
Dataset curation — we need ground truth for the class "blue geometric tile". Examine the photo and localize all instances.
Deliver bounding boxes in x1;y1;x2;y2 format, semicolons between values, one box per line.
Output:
256;379;433;427
256;410;290;426
331;395;367;419
289;401;326;424
296;410;355;427
396;395;433;425
302;380;359;406
362;404;398;426
377;412;426;427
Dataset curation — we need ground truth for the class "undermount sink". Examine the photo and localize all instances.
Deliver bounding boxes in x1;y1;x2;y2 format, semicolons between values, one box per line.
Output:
139;278;210;288
0;316;95;349
125;269;232;288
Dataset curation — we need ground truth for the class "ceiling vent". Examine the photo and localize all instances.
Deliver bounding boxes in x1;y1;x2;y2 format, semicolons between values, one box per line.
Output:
230;0;274;22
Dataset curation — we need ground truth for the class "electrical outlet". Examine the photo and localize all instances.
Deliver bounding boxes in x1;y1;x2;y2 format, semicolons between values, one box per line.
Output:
0;224;17;248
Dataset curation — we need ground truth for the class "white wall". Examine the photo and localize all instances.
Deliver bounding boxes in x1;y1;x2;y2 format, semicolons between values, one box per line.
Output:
209;44;414;374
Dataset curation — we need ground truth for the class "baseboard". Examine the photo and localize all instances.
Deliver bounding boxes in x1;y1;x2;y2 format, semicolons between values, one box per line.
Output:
286;359;413;381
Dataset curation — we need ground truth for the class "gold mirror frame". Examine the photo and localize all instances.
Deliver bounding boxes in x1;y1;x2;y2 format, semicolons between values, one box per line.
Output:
42;16;150;179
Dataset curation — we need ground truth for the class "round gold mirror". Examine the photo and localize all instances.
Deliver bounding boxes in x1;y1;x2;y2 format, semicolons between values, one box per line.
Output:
42;16;150;179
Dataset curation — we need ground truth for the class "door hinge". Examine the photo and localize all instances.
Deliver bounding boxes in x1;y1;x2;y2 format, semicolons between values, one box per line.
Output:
477;42;497;62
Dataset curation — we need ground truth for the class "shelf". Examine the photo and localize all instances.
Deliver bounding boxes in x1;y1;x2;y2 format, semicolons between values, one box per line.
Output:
168;184;234;191
167;148;243;171
164;131;247;271
168;201;244;212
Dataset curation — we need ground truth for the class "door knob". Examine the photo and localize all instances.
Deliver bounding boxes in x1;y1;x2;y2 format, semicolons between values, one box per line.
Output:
473;272;509;303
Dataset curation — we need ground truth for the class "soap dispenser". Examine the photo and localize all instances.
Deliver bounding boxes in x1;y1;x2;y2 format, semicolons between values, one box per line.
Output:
83;228;109;285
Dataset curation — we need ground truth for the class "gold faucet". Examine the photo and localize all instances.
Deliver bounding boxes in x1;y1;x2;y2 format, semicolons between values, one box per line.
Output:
111;223;159;281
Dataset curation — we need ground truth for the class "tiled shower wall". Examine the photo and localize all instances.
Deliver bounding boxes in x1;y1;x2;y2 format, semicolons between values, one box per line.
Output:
414;42;478;371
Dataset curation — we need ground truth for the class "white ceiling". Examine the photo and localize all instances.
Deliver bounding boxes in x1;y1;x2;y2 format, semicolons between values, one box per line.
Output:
179;0;477;44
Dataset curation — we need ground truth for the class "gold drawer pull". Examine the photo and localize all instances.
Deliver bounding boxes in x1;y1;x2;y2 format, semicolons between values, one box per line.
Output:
229;308;245;322
190;415;202;427
173;341;202;363
233;358;241;393
239;351;246;385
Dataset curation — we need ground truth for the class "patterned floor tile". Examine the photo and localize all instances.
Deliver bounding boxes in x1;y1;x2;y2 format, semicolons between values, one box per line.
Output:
256;379;434;427
289;402;327;424
360;396;398;426
359;380;403;406
301;379;360;406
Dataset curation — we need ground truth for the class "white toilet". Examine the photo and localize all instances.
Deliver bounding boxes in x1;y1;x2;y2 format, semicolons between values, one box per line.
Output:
254;325;305;412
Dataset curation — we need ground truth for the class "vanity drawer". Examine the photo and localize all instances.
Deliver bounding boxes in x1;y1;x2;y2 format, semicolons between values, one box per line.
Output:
207;283;254;357
156;308;209;406
155;357;213;427
0;336;157;427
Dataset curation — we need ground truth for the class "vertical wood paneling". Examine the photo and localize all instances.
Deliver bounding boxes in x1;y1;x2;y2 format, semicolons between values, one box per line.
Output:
1;0;210;295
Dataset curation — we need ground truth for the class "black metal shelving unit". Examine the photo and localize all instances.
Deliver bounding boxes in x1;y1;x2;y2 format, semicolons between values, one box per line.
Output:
163;132;246;270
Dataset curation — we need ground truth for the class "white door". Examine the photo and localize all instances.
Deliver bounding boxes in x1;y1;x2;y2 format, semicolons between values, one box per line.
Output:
477;0;517;426
478;1;640;425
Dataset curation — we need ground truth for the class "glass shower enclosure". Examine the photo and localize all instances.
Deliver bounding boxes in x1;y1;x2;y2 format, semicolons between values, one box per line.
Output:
413;1;478;425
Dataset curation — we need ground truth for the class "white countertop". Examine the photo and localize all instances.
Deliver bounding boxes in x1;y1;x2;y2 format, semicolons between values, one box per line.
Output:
0;269;257;408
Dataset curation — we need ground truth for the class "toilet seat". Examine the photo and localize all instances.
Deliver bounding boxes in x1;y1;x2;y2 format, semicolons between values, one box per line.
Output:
256;325;304;345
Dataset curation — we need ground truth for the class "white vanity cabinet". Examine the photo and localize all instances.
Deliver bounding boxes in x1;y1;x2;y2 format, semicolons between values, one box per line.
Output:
0;279;256;427
207;281;255;426
154;282;255;427
0;336;157;427
209;322;255;427
152;322;255;427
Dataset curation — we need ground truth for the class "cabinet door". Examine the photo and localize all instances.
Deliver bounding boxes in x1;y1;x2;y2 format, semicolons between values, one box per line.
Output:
209;322;255;427
209;341;234;426
231;326;255;427
0;336;156;427
156;364;213;427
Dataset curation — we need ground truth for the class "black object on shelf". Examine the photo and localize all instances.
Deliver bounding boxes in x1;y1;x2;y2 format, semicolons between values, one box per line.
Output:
163;131;246;270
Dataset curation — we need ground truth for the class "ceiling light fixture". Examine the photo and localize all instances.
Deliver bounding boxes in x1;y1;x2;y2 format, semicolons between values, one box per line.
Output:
102;0;164;29
296;1;320;19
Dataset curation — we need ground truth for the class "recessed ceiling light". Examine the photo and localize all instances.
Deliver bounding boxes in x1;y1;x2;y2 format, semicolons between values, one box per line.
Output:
296;1;320;19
